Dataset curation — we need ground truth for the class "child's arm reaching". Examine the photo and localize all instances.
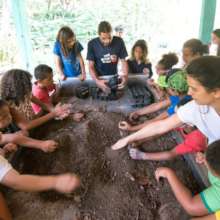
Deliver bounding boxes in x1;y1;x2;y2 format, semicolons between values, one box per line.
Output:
77;53;86;81
2;169;80;193
112;113;183;150
0;132;58;152
129;147;178;161
54;55;66;81
11;103;70;130
120;111;169;132
129;99;170;121
31;95;52;112
155;167;208;216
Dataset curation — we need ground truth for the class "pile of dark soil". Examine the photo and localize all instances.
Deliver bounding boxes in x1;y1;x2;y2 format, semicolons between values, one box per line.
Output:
4;99;199;220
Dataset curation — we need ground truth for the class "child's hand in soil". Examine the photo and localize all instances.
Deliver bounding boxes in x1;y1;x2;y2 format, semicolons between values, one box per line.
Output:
195;152;205;164
3;143;18;153
54;173;80;193
40;140;58;153
129;112;139;122
111;137;129;150
53;103;71;119
155;167;173;181
73;112;85;122
118;121;132;131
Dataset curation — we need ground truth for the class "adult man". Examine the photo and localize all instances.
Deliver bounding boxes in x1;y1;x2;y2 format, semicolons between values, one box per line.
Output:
87;21;128;92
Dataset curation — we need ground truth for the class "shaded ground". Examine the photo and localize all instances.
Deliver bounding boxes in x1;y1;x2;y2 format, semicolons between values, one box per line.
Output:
3;98;199;220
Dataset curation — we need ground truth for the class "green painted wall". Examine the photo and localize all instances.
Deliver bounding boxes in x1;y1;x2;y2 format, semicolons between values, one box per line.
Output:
199;0;217;44
10;0;34;71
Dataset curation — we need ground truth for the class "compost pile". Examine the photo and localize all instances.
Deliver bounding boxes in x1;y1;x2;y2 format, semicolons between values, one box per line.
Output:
4;98;199;220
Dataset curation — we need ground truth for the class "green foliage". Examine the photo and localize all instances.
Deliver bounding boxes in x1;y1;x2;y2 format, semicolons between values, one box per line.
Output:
0;0;204;70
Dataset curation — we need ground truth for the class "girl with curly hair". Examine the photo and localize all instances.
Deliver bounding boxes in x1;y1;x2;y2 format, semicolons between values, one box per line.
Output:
147;53;179;99
0;69;49;120
0;68;70;123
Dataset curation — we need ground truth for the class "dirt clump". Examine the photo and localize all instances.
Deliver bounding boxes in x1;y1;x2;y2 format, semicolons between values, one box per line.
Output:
4;100;199;220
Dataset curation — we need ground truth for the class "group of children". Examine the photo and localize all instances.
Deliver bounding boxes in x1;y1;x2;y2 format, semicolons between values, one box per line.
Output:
0;65;83;219
67;23;218;220
0;22;220;219
112;53;220;219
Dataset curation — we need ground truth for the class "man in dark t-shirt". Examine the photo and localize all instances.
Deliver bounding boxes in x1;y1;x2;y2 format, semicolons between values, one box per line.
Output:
87;21;128;92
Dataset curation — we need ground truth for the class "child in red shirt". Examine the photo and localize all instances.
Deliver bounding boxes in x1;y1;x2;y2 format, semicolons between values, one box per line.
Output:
32;64;84;122
32;65;60;114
